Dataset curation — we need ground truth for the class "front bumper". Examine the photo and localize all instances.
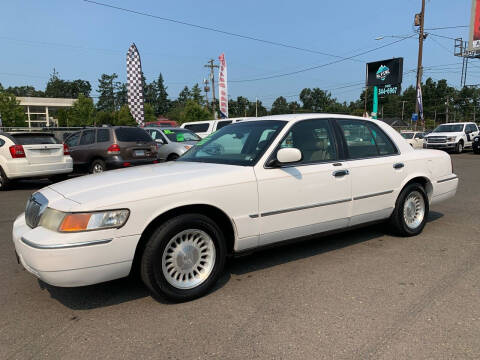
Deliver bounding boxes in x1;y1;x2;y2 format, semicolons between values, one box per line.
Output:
12;213;140;287
424;142;456;150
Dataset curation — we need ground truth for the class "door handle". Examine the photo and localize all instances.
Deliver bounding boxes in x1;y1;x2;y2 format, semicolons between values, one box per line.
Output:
393;163;404;169
333;169;349;177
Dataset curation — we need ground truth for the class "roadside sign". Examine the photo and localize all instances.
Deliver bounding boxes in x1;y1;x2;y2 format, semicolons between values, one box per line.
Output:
411;113;418;122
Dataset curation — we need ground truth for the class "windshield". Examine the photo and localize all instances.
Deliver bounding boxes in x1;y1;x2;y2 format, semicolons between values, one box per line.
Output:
401;133;414;139
433;124;464;133
162;129;201;142
178;120;286;166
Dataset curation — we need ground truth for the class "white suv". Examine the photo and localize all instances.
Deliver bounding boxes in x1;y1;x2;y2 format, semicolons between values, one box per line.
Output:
0;132;73;190
424;122;479;153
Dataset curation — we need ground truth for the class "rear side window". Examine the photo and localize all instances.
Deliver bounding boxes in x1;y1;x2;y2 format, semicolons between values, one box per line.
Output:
96;129;110;143
115;128;152;142
216;120;232;130
0;138;4;147
80;130;95;145
184;123;209;133
11;134;57;145
338;120;396;159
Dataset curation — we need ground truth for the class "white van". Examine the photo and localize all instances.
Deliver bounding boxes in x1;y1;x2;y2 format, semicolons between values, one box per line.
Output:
181;118;254;138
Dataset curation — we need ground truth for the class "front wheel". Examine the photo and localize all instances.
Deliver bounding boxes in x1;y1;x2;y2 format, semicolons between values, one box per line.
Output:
389;183;429;237
167;153;179;161
455;141;463;154
141;213;226;302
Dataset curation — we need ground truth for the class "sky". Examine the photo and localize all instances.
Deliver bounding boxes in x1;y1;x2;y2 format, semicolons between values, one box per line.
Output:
0;0;477;109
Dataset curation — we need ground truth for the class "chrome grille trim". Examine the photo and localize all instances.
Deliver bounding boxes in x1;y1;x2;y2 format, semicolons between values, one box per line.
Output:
25;192;48;229
427;136;447;144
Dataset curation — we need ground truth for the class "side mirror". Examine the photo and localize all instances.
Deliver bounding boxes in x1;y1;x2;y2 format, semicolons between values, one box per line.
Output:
276;148;302;164
155;138;165;145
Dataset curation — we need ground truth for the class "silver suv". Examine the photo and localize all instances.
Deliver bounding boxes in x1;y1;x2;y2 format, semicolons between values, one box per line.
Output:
144;127;200;161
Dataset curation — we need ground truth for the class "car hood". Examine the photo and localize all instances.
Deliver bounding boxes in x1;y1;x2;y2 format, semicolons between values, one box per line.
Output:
425;132;461;137
47;161;254;208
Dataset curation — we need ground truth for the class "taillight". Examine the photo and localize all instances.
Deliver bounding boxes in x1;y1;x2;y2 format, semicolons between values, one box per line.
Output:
107;144;121;154
63;143;70;156
9;145;25;158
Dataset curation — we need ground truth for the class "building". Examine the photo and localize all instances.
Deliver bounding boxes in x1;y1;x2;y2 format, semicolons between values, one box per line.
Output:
17;97;76;128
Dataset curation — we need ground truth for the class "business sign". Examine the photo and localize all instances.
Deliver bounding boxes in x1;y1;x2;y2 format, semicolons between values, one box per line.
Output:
218;53;228;118
411;114;418;122
469;0;480;50
366;58;403;87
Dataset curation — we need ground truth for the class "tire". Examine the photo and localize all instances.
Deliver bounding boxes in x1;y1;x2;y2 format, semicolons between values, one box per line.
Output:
167;153;179;161
0;167;10;191
141;213;226;302
473;147;480;155
90;159;106;174
455;141;463;154
389;183;429;237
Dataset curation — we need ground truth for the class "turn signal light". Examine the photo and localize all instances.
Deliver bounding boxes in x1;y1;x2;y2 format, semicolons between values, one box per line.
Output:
63;143;70;156
107;144;121;154
59;213;92;232
9;145;25;158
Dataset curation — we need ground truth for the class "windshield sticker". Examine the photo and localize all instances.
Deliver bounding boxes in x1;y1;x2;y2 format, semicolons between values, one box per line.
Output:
163;129;173;134
176;133;185;142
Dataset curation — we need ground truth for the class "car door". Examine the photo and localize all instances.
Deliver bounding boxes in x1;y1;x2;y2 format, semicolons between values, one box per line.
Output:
466;124;478;146
65;131;82;164
254;118;352;246
150;129;169;161
75;129;96;165
336;119;406;226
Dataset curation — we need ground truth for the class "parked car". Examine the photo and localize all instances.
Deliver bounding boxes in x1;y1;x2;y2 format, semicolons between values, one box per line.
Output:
144;127;200;161
0;132;72;190
13;114;458;301
473;135;480;154
400;131;425;149
181;117;253;138
141;120;178;128
64;126;157;174
423;122;479;153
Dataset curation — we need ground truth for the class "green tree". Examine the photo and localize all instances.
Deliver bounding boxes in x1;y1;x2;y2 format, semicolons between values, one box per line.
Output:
57;94;96;126
97;73;119;112
182;100;211;122
177;86;191;106
45;70;91;98
144;73;170;115
95;111;116;126
114;105;136;126
191;83;203;105
271;96;290;114
0;92;27;127
5;85;44;97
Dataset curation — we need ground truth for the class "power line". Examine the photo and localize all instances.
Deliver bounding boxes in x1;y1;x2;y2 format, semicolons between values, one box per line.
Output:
83;0;363;63
229;34;416;82
424;25;469;31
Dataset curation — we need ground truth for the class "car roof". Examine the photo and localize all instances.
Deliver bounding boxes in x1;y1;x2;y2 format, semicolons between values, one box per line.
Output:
241;113;378;124
441;122;470;125
144;127;185;131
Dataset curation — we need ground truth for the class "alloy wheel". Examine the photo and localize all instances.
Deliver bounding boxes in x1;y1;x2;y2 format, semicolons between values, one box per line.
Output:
161;229;216;290
403;191;425;230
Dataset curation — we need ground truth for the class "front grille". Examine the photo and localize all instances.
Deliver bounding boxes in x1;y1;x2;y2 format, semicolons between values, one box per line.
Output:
25;193;48;228
427;136;447;144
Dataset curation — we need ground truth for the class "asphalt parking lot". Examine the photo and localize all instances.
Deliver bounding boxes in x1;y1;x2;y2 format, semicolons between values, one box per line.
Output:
1;152;479;360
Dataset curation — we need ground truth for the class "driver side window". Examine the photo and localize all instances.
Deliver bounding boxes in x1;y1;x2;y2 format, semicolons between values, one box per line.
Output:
280;119;337;164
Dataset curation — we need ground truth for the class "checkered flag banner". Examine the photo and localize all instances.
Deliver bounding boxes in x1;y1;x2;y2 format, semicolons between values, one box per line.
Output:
126;43;145;126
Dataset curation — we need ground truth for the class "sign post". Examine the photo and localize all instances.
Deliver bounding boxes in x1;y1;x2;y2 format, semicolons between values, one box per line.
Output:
372;86;378;119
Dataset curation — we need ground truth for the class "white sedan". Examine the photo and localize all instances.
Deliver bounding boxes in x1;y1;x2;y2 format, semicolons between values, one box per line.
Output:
0;132;73;190
12;115;458;301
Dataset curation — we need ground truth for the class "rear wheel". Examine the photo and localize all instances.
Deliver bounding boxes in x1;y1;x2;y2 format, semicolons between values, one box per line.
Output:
141;213;226;302
167;153;179;161
90;159;106;174
0;167;10;191
389;183;429;237
455;141;463;154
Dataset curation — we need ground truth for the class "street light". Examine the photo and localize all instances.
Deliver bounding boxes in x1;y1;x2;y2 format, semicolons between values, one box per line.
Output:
375;34;415;41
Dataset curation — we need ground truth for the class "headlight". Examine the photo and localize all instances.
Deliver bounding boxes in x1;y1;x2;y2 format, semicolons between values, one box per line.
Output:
447;137;456;142
39;208;129;232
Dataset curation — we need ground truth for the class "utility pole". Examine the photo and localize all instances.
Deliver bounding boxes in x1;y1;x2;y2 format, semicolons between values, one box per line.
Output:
415;0;426;126
255;97;258;117
401;100;407;123
204;59;219;119
446;98;449;123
